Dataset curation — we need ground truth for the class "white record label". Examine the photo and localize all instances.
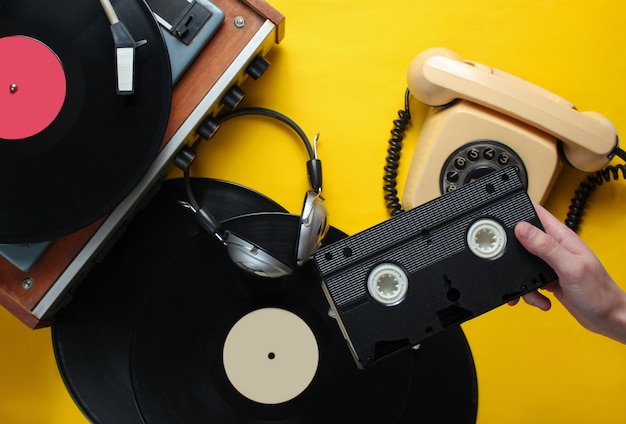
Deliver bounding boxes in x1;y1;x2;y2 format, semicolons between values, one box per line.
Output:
222;308;319;404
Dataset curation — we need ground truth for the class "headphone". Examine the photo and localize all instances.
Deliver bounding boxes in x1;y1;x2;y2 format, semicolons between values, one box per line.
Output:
175;107;329;278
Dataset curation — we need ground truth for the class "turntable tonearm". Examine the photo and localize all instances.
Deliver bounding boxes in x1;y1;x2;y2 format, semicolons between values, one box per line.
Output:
0;0;285;328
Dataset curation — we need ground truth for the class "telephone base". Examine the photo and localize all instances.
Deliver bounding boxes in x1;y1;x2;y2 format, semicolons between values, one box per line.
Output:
402;100;563;210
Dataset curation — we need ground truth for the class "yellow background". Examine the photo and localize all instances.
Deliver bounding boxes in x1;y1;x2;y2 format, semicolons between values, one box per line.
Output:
2;0;626;422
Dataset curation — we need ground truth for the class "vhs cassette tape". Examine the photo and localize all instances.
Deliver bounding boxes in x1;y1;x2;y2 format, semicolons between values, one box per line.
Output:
311;167;557;368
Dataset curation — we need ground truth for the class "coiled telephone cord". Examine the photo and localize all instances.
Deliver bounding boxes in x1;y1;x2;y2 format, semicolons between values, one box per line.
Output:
383;88;411;216
566;147;626;232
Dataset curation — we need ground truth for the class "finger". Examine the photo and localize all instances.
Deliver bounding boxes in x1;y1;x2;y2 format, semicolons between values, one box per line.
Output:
515;220;573;273
532;203;590;255
521;290;552;311
508;297;520;306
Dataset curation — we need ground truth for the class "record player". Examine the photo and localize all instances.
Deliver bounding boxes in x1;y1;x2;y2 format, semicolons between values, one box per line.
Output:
0;0;285;328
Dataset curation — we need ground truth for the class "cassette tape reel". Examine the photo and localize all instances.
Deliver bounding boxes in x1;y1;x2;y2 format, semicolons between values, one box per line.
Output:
312;167;557;368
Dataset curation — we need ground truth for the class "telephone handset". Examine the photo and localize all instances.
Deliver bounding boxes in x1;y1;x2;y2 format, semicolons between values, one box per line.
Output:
399;47;619;211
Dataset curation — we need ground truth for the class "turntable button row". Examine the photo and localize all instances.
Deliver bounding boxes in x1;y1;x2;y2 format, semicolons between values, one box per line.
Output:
220;56;271;109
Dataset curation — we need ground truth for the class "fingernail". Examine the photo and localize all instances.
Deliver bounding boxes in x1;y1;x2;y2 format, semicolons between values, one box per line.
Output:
517;222;536;240
530;297;550;311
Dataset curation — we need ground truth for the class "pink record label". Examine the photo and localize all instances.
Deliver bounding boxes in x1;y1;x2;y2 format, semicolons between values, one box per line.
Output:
0;35;67;140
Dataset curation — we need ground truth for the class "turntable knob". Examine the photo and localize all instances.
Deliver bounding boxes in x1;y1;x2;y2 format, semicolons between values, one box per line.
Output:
221;84;246;109
245;55;271;80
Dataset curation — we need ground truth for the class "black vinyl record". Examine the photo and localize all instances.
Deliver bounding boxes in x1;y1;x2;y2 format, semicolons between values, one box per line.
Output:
52;178;287;424
128;215;479;423
0;0;171;243
53;178;478;423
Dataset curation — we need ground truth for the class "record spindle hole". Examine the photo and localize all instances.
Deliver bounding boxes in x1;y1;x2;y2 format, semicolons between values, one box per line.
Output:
0;35;66;140
222;308;319;405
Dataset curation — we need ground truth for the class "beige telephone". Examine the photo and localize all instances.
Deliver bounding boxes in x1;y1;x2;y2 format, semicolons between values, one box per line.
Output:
400;48;619;210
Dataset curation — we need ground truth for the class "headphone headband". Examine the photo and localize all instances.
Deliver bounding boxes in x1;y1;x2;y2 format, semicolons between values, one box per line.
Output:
175;107;329;277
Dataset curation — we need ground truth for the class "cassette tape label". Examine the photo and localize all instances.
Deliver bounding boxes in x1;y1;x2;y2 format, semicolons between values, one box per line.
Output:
312;167;555;368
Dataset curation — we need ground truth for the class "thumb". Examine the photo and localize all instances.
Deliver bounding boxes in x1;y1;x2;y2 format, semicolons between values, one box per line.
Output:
514;221;569;273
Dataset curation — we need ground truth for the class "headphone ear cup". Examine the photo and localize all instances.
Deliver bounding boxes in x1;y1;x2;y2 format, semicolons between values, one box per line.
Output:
296;191;329;266
224;233;293;278
221;213;300;277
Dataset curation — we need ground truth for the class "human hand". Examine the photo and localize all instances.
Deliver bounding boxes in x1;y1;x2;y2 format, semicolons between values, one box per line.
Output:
511;202;626;344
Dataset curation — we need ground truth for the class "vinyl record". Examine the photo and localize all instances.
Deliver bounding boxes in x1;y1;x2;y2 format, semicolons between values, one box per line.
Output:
129;213;479;423
52;178;287;424
0;0;171;244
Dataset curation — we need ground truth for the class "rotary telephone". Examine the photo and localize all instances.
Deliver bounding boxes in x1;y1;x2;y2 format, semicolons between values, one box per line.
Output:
384;48;625;230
